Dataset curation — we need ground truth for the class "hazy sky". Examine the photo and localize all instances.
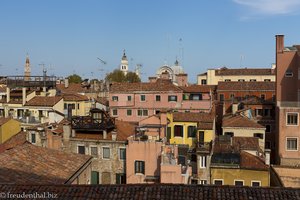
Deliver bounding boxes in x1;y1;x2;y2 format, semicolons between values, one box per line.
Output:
1;0;300;83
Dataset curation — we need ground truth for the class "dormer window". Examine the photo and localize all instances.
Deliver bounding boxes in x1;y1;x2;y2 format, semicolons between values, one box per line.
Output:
285;70;293;77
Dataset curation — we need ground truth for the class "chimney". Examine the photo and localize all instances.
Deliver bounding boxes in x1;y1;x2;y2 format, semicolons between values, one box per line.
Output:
276;34;284;54
6;87;10;103
148;77;157;83
64;78;69;88
22;87;26;106
265;149;271;165
63;125;71;141
103;130;107;139
111;130;117;141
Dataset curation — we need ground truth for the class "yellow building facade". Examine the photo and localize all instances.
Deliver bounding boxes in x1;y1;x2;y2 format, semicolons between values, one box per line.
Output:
0;118;21;143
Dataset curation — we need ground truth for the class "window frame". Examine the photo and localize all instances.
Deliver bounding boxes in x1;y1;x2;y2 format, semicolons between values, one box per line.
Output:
90;146;98;156
137;109;148;117
251;180;261;187
134;160;145;174
77;145;85;155
234;179;244;186
187;126;197;138
219;94;224;101
112;96;119;101
112;109;118;116
168;95;178;102
102;147;111;159
126;109;132;116
155;95;161;102
213;179;223;185
174;125;184;137
286;137;298;151
199;155;207;168
286;112;299;126
119;147;126;160
140;95;146;102
127;95;132;101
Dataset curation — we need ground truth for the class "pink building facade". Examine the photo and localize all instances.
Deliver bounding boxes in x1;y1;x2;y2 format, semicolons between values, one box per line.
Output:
109;79;214;123
275;35;300;165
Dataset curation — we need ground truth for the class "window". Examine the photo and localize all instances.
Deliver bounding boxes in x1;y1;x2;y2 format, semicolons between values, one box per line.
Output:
112;96;118;101
200;180;207;185
224;132;234;137
116;173;126;184
188;126;197;138
272;94;276;102
235;180;244;186
264;79;271;82
137;109;148;116
261;94;265;100
155;110;160;115
255;109;263;117
219;94;224;101
214;180;223;185
64;103;67;109
119;148;126;160
286;138;298;151
266;125;271;133
191;179;198;184
112;109;118;116
103;147;110;159
199;156;207;168
127;96;132;101
230;93;235;99
31;133;36;144
201;79;207;85
250;79;256;82
254;133;264;139
78;145;85;154
168;95;177;102
140;95;146;101
77;103;80;109
156;95;161;101
127;109;132;116
225;79;231;82
251;181;261;187
199;131;205;144
190;94;202;101
178;155;186;165
91;171;99;184
238;79;245;82
264;109;270;116
285;70;293;77
90;147;98;156
174;125;183;137
286;113;298;125
135;161;145;174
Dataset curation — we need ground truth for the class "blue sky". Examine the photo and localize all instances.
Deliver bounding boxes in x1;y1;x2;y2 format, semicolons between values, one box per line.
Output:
1;0;300;83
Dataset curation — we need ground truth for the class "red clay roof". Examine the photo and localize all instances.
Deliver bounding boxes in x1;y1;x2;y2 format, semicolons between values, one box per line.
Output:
179;85;217;93
57;83;89;93
0;85;6;93
110;79;182;92
215;68;274;76
61;93;89;101
218;81;275;91
0;131;27;153
222;115;265;129
0;142;92;184
0;117;12;126
74;120;136;141
240;151;268;170
173;112;214;123
25;96;63;107
0;184;298;200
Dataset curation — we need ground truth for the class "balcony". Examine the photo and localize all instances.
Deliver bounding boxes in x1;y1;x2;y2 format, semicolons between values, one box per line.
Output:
6;76;56;89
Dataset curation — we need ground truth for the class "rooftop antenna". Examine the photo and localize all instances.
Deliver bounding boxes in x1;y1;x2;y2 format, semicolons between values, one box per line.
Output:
97;57;107;80
135;63;143;78
179;38;184;67
240;55;245;68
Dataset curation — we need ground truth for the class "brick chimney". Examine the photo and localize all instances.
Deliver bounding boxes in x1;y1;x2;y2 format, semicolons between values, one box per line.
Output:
276;34;284;54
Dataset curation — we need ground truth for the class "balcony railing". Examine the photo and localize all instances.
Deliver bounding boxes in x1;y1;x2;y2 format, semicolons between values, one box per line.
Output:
6;76;56;88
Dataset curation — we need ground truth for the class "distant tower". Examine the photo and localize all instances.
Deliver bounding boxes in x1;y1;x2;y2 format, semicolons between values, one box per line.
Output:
120;50;128;75
24;54;31;81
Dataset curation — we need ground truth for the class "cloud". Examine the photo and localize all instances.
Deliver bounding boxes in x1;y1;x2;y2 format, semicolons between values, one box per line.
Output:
233;0;300;16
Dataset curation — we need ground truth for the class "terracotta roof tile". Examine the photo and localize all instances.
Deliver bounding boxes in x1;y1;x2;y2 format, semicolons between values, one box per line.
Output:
0;184;298;199
173;112;214;123
0;142;92;184
110;79;182;92
0;117;11;126
0;131;27;153
240;151;268;170
223;115;265;129
57;83;89;94
61;93;89;101
216;68;274;76
25;96;63;107
218;81;275;91
179;85;217;93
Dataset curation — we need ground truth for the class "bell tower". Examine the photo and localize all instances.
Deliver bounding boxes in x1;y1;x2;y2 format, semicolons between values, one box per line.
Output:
120;50;128;75
24;54;31;81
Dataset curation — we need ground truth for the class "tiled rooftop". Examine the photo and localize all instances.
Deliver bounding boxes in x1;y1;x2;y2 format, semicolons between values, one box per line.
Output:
25;96;63;107
57;83;89;94
173;112;214;123
0;184;298;200
179;85;217;93
215;68;274;76
272;165;300;188
222;114;265;129
218;81;275;91
110;79;182;92
0;117;11;126
61;93;89;101
0;142;92;184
